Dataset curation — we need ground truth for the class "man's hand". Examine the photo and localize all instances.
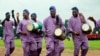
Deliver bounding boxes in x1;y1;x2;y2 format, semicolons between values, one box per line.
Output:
20;32;27;35
74;32;80;36
69;31;80;36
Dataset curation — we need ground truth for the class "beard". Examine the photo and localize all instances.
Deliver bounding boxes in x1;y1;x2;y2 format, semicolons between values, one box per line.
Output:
51;15;56;18
73;14;78;17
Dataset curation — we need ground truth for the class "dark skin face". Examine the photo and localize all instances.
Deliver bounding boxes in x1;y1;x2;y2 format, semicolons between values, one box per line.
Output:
50;10;56;18
31;15;37;22
72;10;79;18
23;12;29;20
6;13;10;21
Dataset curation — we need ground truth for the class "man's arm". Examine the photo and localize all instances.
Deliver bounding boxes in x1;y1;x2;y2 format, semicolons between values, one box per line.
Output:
88;16;96;26
1;19;6;26
88;16;100;28
68;19;79;36
58;16;66;33
16;22;26;35
11;10;17;27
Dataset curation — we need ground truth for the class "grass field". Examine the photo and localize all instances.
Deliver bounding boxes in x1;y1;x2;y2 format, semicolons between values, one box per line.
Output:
0;39;100;56
0;39;100;50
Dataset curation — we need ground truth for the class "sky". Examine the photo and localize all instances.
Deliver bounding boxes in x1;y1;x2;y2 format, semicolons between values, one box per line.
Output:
0;0;100;28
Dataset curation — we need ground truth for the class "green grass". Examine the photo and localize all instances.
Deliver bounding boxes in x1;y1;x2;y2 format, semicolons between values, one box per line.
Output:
0;39;100;50
0;39;22;47
64;39;100;50
89;40;100;50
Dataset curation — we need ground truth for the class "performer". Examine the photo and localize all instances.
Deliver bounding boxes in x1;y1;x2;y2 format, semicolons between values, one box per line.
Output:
12;10;20;39
1;12;17;56
31;13;43;56
68;7;88;56
16;9;37;56
43;6;66;56
88;16;100;28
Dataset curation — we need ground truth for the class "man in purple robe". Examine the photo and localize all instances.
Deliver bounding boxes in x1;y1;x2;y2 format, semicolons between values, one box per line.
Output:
88;16;100;28
31;13;43;56
68;7;88;56
16;9;37;56
1;12;17;56
43;6;65;56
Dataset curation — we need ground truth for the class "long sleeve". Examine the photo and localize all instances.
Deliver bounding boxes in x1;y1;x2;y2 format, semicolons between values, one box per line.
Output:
1;19;6;26
68;19;73;32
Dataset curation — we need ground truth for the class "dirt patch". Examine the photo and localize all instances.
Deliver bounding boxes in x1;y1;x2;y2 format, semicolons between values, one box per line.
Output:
0;47;100;56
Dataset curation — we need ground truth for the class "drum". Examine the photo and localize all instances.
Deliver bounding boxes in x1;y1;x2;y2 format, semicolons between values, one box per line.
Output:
54;28;66;41
27;23;35;31
38;23;42;29
33;22;39;29
82;23;92;34
27;22;42;31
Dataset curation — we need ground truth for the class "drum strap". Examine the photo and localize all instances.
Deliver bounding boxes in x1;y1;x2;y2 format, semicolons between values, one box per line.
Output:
56;16;61;28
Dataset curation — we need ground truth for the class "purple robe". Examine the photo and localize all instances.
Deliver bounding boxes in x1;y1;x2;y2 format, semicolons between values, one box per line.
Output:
68;16;88;56
43;16;65;56
33;20;42;56
16;19;37;56
3;20;15;56
95;20;100;28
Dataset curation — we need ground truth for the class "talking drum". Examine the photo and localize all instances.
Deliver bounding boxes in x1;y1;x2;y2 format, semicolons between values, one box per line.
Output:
27;23;35;31
54;28;66;41
38;22;42;29
82;23;92;34
27;22;42;31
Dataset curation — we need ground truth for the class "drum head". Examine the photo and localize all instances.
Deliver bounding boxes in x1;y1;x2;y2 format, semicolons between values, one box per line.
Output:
82;24;90;31
82;23;92;34
33;23;38;29
27;23;34;31
54;28;62;37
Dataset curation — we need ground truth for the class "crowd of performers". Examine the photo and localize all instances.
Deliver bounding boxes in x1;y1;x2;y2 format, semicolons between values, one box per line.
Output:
1;6;100;56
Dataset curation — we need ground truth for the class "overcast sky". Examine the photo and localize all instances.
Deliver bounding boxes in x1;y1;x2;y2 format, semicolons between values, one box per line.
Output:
0;0;100;26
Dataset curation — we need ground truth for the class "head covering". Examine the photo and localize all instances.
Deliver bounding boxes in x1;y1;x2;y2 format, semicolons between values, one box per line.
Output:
23;9;30;14
31;13;37;17
71;7;79;12
49;6;56;11
5;12;10;16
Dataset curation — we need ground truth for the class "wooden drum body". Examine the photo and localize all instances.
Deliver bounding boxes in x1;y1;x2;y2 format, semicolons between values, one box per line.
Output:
54;28;66;41
27;22;42;32
82;23;92;34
